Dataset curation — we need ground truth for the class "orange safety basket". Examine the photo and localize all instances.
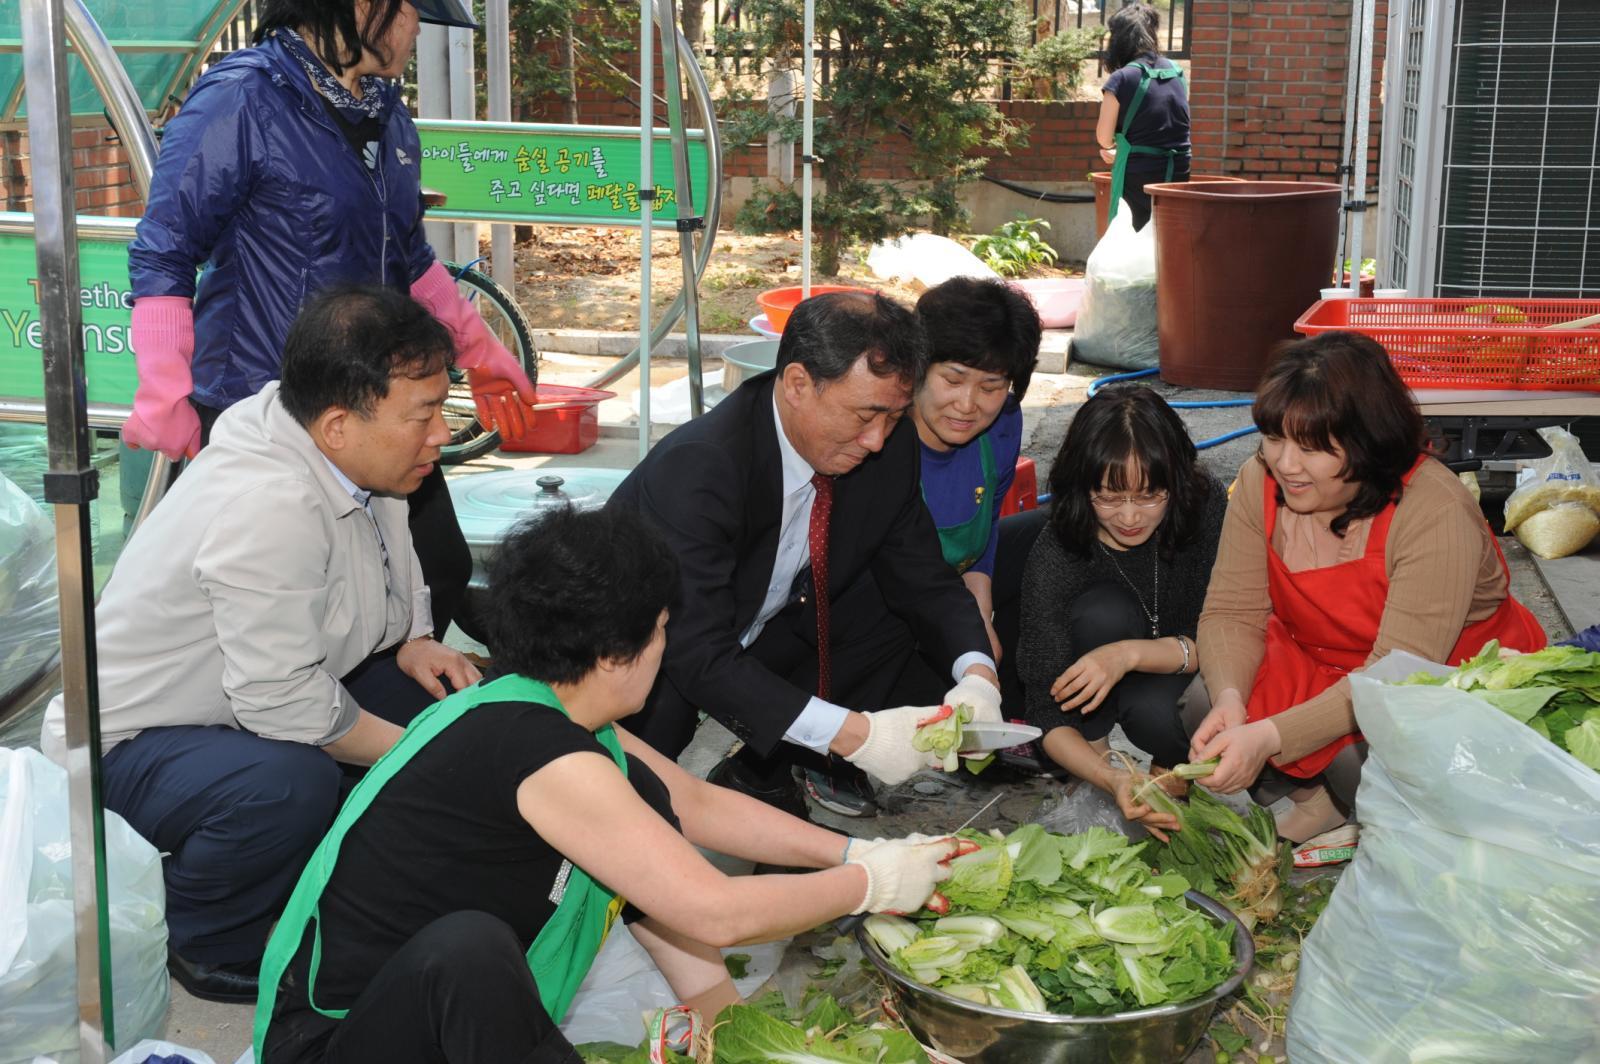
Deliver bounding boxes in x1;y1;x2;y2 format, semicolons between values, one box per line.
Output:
1293;298;1600;391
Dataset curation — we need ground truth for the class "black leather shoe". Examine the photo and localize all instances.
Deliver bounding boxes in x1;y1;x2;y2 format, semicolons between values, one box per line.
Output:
706;756;808;819
167;949;260;1003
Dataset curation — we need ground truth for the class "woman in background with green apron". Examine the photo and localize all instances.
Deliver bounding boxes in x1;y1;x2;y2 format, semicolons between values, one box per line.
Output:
912;278;1043;709
1096;2;1191;231
254;507;957;1064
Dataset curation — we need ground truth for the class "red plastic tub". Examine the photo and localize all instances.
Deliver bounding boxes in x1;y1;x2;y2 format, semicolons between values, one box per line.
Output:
499;384;615;454
1294;298;1600;391
756;285;877;332
999;456;1038;517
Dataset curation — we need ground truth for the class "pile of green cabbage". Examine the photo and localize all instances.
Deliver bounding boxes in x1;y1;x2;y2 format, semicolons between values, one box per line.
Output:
864;825;1238;1016
1404;641;1600;771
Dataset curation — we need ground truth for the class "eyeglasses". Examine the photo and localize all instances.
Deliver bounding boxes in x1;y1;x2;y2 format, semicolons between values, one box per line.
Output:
1089;490;1170;511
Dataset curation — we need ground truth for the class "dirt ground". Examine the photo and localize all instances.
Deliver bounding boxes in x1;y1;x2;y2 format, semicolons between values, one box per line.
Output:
505;226;1077;335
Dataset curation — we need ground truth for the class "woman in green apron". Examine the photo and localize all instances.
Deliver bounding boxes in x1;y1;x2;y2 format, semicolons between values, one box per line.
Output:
912;278;1043;706
1096;3;1191;231
254;507;958;1064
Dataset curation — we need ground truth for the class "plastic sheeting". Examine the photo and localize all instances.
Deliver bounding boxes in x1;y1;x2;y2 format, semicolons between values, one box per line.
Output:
0;748;169;1064
1287;653;1600;1063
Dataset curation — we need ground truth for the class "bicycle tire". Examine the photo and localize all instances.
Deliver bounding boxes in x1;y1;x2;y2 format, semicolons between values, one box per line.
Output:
438;264;540;465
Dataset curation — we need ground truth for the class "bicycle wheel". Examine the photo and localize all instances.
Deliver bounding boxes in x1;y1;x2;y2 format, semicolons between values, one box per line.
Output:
438;264;540;464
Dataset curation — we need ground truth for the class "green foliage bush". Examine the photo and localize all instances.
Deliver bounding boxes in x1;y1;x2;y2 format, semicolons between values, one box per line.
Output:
973;216;1059;277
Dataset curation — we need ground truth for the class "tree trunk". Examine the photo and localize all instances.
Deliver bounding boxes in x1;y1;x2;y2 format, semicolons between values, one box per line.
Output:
563;17;579;124
679;0;705;49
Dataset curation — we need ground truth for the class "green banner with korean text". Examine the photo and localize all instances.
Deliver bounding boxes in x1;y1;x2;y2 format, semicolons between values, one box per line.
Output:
0;215;138;407
415;120;710;227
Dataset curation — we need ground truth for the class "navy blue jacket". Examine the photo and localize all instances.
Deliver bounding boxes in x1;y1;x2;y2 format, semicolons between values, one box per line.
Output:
128;36;434;409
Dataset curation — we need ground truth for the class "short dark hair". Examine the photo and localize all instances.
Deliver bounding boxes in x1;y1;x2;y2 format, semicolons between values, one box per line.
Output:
256;0;410;74
482;507;679;685
915;277;1042;401
1105;3;1162;72
279;285;455;426
774;291;926;388
1252;330;1427;537
1047;384;1212;557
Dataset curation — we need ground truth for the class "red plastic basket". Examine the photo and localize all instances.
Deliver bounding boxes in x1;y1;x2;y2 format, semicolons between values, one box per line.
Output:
1293;298;1600;391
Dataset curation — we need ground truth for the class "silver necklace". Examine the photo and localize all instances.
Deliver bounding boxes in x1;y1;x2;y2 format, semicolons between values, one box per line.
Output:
1098;541;1159;637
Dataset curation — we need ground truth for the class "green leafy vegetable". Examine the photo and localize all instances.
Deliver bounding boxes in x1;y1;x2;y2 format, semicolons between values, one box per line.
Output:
1139;781;1284;929
1403;641;1600;773
869;824;1237;1017
941;838;1014;910
723;952;752;979
911;702;972;772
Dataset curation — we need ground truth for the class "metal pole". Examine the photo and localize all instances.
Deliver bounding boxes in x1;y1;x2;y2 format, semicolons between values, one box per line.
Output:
1347;0;1376;297
1334;0;1363;290
416;24;454;256
801;0;814;295
486;0;515;297
447;26;477;265
584;29;722;392
656;0;705;417
21;0;113;1059
639;0;654;459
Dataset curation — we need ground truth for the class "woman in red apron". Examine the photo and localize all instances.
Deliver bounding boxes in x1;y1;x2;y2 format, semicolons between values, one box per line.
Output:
1191;332;1545;843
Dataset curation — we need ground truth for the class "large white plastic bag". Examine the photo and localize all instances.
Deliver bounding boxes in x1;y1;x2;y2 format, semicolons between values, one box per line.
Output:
0;468;61;704
1070;203;1159;370
558;923;786;1047
1286;660;1600;1064
0;748;169;1064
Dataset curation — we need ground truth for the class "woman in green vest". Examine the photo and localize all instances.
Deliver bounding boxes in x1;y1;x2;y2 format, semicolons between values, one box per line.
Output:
911;277;1043;709
254;506;957;1064
1096;2;1191;231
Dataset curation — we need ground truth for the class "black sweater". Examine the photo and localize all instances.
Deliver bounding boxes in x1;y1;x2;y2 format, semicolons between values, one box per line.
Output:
1017;473;1227;732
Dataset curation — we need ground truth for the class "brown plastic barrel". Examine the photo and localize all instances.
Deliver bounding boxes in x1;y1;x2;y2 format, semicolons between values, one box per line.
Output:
1147;180;1341;391
1090;171;1245;238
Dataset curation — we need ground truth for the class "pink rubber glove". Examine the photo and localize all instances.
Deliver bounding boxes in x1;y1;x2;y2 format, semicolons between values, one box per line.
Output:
122;296;201;461
410;261;537;437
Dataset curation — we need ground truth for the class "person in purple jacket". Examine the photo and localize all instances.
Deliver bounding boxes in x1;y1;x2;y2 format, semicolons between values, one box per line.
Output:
123;0;533;637
912;277;1044;708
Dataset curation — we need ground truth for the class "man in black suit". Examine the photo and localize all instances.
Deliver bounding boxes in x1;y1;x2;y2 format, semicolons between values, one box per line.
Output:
608;291;1002;818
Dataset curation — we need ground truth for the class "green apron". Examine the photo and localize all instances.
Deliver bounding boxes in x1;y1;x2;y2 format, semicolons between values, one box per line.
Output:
930;433;999;574
1107;60;1188;224
251;673;629;1062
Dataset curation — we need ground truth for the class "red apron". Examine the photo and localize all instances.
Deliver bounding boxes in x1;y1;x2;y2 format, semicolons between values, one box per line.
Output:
1245;458;1546;778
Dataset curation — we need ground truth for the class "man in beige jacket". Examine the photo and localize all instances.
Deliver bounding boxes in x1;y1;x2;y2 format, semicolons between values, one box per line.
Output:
43;285;480;1002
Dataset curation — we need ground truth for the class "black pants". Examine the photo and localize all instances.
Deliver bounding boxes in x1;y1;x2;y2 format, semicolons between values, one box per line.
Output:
101;652;440;965
1121;163;1191;232
1251;742;1369;813
1057;579;1194;768
196;401;472;638
266;911;580;1064
992;507;1050;712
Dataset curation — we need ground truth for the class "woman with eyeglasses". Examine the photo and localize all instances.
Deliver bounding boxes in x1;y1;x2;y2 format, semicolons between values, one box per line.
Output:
1017;385;1225;839
1190;332;1544;843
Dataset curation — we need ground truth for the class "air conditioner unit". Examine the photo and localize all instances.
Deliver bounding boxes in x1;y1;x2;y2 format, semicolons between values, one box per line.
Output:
1377;0;1600;297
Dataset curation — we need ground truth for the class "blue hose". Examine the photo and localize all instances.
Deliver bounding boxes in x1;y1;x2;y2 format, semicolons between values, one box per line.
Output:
1083;366;1257;448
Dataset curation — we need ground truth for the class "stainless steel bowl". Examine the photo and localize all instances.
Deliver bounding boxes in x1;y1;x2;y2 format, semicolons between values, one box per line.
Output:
721;339;780;394
857;891;1254;1064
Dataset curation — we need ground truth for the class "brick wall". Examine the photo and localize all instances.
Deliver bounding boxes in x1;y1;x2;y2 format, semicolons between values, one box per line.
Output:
0;123;144;216
1187;0;1385;180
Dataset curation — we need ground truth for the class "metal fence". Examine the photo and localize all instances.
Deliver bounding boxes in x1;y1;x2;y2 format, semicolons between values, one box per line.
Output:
707;0;1191;97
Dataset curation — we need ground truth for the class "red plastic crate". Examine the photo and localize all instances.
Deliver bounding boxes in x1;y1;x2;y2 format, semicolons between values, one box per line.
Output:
1294;298;1600;391
999;456;1037;517
499;384;615;454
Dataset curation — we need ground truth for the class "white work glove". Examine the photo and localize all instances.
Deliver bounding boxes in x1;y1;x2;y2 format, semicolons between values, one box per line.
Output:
844;705;942;786
944;674;1003;725
840;832;941;864
847;836;958;915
